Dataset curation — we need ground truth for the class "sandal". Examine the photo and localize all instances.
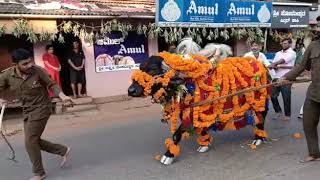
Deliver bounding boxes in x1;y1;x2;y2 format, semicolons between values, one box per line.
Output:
79;94;87;98
299;156;320;163
60;147;71;168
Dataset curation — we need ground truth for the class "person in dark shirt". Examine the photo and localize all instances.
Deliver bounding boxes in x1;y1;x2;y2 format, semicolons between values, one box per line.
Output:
68;41;86;98
0;49;73;180
278;16;320;163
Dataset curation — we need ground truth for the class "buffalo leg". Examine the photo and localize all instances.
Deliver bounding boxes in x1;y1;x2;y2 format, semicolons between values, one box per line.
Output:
164;125;185;157
160;125;185;165
252;110;268;146
196;128;213;153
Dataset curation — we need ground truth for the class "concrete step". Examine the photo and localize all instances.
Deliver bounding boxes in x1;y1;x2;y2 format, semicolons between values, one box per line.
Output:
53;96;95;114
65;104;97;113
72;97;93;105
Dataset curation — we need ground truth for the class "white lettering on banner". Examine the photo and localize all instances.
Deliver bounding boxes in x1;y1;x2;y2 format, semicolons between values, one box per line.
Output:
292;18;300;23
118;44;145;55
280;10;306;18
186;0;219;15
96;64;140;72
280;18;291;24
227;3;255;16
273;10;280;18
96;37;125;46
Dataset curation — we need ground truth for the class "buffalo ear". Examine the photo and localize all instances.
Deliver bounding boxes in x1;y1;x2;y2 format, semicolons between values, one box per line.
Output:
140;56;164;72
149;56;164;67
139;61;148;71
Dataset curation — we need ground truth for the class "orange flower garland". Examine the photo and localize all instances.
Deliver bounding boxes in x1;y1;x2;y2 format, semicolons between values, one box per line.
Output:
190;57;268;128
131;70;154;96
158;52;212;79
132;53;269;138
170;100;180;134
155;69;176;87
254;128;268;138
131;68;176;101
197;134;213;146
153;88;166;102
165;138;181;156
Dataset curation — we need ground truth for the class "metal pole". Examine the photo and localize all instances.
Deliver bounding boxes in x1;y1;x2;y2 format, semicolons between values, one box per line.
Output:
0;104;5;131
263;29;268;52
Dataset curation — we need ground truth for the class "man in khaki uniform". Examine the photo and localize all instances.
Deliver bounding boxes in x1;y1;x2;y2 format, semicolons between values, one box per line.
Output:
279;17;320;163
0;49;73;180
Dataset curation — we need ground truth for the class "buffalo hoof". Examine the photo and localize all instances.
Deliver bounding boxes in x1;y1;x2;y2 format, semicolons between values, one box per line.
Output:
197;146;210;153
160;155;175;165
252;138;265;146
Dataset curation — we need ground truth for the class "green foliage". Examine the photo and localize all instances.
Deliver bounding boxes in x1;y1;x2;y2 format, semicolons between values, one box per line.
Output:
5;18;309;45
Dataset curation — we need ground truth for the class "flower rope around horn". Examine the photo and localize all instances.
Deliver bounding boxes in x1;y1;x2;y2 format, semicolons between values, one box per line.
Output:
131;69;176;100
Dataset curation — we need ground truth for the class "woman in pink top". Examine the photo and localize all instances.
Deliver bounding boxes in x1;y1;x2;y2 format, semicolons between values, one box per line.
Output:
42;44;61;97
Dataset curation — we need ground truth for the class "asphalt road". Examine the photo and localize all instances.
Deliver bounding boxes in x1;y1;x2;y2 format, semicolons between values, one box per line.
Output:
0;83;320;180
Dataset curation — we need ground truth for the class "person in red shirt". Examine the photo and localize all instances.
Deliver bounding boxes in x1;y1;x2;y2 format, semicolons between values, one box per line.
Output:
42;45;61;97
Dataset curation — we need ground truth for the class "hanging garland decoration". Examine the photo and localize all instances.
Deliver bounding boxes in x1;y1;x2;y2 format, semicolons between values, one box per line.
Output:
0;25;6;37
3;18;309;45
272;29;307;42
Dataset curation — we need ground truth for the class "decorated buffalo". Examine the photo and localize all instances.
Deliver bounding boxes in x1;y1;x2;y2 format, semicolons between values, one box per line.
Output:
128;38;270;165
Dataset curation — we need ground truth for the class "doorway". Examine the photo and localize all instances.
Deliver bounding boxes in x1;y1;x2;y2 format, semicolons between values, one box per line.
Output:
52;33;86;96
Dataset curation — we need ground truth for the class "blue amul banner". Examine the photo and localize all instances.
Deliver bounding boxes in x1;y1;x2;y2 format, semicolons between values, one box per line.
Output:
94;32;149;72
225;1;272;25
156;0;272;27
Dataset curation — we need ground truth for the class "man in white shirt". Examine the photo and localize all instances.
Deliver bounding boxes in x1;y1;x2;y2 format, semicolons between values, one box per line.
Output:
269;38;297;121
244;41;275;146
244;41;276;79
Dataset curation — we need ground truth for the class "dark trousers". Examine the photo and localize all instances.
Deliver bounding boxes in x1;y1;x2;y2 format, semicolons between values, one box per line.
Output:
271;85;291;116
24;116;67;176
303;98;320;158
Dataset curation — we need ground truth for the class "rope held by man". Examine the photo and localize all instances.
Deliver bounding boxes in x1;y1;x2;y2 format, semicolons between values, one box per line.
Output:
191;78;311;108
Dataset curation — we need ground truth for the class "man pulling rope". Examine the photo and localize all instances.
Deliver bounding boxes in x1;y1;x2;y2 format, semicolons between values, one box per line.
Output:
0;49;74;180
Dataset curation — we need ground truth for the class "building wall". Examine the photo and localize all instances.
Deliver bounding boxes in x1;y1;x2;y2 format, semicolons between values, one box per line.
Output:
234;39;249;57
33;37;158;98
81;37;158;98
33;42;46;68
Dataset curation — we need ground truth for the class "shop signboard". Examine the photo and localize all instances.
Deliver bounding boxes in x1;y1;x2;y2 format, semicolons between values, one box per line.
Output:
94;32;149;72
272;5;309;28
156;0;272;27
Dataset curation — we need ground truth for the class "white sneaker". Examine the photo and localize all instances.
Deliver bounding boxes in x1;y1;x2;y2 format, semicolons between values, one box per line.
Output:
298;114;303;119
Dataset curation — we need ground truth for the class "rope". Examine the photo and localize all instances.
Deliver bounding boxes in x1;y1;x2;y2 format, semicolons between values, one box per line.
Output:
0;131;17;162
190;78;311;108
0;104;17;163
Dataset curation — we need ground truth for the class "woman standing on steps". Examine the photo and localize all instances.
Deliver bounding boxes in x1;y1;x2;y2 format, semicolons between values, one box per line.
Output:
42;44;61;98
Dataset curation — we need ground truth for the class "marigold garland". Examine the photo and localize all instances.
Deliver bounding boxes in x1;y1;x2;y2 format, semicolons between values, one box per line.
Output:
197;134;213;146
254;128;268;138
165;138;181;156
153;88;166;102
170;100;180;134
158;52;212;79
132;53;269;138
191;57;268;127
294;133;302;139
131;68;176;101
131;70;154;96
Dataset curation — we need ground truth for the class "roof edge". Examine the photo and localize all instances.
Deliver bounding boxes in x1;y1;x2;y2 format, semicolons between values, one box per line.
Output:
0;14;155;19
